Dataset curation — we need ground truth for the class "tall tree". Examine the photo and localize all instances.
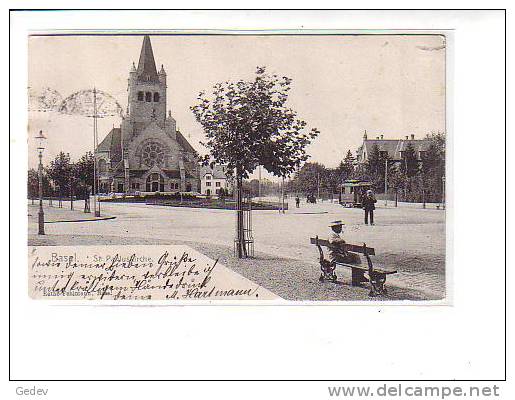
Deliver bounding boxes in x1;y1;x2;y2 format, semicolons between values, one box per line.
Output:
421;132;446;201
27;169;39;199
290;162;326;196
47;152;73;196
366;144;381;177
27;168;52;199
366;144;390;192
324;167;341;195
401;142;419;178
74;151;95;190
191;66;319;257
339;150;355;181
387;165;406;204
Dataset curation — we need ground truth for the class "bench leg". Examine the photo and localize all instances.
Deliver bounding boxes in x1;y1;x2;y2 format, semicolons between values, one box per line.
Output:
369;273;387;297
351;268;368;286
319;259;337;283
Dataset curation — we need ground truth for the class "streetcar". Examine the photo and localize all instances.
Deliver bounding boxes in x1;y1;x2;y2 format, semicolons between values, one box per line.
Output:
339;180;373;208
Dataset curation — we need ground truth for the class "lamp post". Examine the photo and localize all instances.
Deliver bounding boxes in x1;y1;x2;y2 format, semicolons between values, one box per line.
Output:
69;173;74;210
258;165;262;199
317;171;320;200
442;176;446;210
92;87;101;217
281;176;285;214
384;158;388;206
35;130;46;235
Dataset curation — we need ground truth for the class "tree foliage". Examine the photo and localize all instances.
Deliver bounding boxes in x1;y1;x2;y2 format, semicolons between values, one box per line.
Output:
338;150;355;181
27;168;53;198
191;67;319;179
27;168;39;198
75;151;95;189
401;142;419;178
34;150;97;199
419;131;446;201
289;162;326;195
46;152;73;196
366;144;390;192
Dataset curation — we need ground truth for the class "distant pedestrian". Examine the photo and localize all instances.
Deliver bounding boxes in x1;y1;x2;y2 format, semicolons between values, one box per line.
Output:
295;196;300;208
362;189;377;225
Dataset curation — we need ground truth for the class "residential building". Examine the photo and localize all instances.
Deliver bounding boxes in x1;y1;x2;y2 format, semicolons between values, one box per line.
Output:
200;165;233;197
356;131;430;165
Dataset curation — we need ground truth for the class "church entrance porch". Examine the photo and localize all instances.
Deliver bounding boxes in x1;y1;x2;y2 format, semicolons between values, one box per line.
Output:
146;173;165;192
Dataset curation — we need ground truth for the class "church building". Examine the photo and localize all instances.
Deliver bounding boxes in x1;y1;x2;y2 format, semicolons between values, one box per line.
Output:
96;36;199;194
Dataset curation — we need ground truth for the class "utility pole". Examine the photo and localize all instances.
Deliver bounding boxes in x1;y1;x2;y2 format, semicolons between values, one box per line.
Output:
35;130;46;235
281;176;285;214
69;174;74;210
58;185;62;208
442;176;446;210
258;165;262;199
93;87;101;217
384;158;388;206
48;183;53;207
317;171;320;199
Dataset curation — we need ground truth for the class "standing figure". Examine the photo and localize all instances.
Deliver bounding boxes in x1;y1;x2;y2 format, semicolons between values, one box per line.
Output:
362;189;377;225
295;196;300;208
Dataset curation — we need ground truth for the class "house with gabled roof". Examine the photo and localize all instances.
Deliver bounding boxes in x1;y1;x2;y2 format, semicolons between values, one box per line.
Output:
199;165;233;197
356;131;430;165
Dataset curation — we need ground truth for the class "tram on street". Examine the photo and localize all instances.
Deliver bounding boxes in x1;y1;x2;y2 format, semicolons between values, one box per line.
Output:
339;180;373;208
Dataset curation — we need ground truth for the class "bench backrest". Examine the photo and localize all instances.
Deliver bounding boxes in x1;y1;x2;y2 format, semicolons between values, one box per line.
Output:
310;237;376;256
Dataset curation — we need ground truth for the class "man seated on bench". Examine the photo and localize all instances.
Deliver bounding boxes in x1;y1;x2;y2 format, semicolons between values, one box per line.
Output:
328;221;361;266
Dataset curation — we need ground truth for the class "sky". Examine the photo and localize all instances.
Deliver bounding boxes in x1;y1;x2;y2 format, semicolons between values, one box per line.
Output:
27;34;445;176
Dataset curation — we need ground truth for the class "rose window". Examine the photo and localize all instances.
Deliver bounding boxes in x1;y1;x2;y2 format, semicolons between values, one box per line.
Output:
142;142;165;167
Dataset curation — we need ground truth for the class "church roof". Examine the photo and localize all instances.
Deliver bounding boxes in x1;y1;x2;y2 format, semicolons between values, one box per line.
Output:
136;35;159;83
163;170;181;179
96;128;122;163
176;130;196;154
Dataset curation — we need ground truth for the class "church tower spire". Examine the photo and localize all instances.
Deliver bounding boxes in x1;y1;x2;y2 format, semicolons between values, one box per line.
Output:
136;35;159;82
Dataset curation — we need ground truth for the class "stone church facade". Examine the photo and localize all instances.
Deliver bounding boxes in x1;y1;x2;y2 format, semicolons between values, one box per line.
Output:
96;36;199;194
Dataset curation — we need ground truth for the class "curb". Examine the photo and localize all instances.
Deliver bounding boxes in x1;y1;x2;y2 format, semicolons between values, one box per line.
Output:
44;216;116;224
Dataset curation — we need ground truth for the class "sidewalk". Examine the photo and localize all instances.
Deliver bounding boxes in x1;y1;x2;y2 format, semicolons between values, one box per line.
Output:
27;203;114;223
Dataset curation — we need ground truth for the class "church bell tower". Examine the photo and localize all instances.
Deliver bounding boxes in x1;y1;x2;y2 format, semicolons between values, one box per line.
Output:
127;35;167;125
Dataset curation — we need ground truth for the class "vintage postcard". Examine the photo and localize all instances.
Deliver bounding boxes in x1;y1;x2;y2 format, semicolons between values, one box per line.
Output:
27;33;447;302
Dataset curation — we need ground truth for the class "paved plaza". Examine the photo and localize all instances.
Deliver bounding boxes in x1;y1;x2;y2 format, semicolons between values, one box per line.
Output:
28;198;446;301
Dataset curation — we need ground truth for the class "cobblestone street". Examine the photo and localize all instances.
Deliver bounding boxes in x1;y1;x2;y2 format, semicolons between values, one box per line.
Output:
28;198;446;300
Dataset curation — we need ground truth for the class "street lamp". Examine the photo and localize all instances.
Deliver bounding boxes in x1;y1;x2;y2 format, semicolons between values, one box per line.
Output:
35;130;46;235
384;158;388;206
92;87;101;217
442;176;446;210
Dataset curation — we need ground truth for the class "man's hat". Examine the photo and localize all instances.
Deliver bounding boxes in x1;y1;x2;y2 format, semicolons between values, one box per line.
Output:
329;220;345;227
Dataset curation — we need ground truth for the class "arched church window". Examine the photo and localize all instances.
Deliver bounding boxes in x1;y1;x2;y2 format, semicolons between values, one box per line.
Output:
153;92;160;102
98;159;107;173
145;92;152;102
137;91;144;101
141;141;166;167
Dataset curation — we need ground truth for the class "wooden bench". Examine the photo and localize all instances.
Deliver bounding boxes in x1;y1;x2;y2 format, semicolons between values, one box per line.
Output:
310;236;397;296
